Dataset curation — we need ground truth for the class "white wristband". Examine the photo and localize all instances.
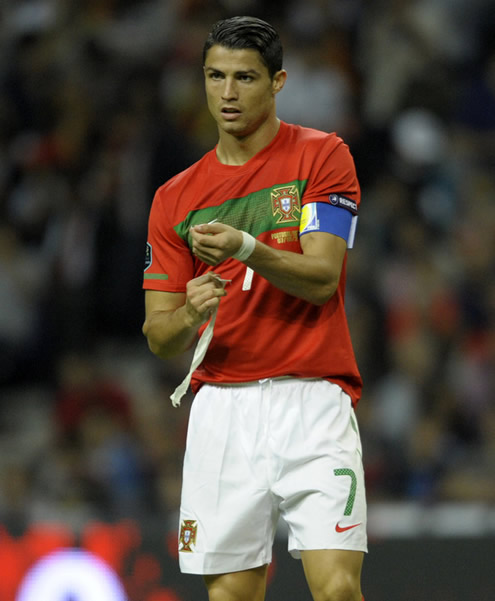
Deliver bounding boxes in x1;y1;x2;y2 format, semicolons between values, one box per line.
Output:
232;231;256;261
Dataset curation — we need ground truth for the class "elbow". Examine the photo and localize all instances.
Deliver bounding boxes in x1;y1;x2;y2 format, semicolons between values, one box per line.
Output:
142;319;155;351
145;336;174;360
142;319;149;338
142;318;192;360
142;320;168;359
312;296;332;307
306;278;339;306
146;337;163;358
311;287;337;306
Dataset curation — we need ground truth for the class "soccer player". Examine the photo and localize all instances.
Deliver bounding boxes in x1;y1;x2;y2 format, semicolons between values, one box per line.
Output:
142;16;366;601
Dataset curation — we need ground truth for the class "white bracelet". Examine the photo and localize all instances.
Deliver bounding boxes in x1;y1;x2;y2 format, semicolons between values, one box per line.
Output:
232;231;256;261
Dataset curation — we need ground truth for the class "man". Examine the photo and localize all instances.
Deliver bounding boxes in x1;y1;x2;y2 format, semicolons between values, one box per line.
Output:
142;15;366;601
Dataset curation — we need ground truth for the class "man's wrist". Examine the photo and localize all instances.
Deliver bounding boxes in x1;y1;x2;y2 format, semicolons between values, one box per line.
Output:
183;303;205;330
232;231;256;261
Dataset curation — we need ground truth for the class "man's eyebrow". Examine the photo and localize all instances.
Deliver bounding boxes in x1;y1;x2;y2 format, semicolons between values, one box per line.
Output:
205;66;260;76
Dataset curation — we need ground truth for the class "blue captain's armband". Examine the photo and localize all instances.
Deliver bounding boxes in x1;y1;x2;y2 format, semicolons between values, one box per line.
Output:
299;200;358;249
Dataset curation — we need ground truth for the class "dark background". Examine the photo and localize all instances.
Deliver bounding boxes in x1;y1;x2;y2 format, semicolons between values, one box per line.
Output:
0;1;494;599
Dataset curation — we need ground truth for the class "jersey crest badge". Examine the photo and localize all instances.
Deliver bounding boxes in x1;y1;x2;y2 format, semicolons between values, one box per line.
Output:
271;185;301;223
179;519;197;552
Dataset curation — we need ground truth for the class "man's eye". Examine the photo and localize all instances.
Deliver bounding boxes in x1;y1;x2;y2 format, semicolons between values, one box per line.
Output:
210;72;223;80
239;75;253;82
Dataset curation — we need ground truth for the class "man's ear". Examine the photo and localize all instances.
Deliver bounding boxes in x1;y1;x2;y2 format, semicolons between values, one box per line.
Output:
272;69;287;95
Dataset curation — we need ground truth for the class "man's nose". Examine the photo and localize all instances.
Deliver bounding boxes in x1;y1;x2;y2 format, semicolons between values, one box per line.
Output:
222;78;238;100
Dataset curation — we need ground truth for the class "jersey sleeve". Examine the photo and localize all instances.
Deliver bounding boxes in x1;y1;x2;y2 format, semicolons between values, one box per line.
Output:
299;136;360;248
302;136;360;207
143;188;194;292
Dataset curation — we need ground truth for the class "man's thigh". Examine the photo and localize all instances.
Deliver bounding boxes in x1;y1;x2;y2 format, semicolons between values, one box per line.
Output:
204;565;268;601
301;549;364;601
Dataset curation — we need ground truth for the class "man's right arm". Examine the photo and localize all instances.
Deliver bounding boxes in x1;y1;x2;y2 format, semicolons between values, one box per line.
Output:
142;273;228;359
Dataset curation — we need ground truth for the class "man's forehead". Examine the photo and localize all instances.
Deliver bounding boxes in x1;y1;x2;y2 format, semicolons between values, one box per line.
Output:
204;45;267;72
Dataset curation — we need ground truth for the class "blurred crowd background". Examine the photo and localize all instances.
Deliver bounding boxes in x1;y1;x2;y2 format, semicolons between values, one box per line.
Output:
0;0;494;534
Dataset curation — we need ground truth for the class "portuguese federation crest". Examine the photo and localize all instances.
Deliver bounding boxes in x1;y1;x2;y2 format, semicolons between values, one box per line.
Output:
271;185;301;223
179;519;198;553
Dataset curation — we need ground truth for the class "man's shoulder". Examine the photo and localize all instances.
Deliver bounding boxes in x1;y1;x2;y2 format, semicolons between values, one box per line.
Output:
283;121;341;145
277;122;346;169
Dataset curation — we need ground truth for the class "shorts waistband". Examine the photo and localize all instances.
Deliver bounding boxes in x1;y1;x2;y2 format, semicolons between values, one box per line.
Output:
204;377;322;388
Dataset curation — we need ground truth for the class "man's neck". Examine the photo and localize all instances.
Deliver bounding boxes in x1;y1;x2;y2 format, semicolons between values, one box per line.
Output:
216;118;281;166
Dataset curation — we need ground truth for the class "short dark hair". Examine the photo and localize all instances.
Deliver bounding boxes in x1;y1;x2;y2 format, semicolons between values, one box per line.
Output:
203;16;283;78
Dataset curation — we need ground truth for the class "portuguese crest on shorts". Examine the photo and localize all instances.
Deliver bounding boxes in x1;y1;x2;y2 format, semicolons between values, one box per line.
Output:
271;185;301;223
179;519;198;552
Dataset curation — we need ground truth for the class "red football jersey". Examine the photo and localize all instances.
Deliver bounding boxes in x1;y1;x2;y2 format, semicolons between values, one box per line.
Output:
144;121;362;404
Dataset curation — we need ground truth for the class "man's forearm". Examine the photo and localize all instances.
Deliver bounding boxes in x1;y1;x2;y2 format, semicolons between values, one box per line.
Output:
143;304;201;359
190;223;346;305
244;237;344;305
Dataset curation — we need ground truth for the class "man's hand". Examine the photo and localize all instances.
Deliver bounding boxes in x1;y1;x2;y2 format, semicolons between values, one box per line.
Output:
184;272;229;326
142;272;229;360
190;222;243;266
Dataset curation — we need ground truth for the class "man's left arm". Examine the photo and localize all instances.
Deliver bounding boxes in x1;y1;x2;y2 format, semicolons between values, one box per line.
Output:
190;222;346;305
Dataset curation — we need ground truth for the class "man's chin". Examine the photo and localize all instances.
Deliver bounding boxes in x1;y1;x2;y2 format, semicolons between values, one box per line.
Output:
220;122;250;137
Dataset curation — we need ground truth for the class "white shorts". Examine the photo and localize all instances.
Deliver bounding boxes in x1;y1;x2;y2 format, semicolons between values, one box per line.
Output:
178;378;367;575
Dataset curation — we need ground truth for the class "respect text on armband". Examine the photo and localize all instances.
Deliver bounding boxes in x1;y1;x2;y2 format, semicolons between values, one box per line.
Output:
329;194;358;215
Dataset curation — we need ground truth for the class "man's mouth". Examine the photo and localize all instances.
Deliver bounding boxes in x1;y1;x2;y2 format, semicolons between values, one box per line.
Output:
221;107;241;115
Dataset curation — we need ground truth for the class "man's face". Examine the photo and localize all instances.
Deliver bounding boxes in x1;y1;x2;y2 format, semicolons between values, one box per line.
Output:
203;44;285;138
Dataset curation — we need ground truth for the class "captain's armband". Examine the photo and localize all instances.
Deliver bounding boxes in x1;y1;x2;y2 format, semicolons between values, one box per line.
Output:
299;196;358;249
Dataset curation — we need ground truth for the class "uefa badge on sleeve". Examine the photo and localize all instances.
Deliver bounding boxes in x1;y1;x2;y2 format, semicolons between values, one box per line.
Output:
144;242;152;271
179;520;198;552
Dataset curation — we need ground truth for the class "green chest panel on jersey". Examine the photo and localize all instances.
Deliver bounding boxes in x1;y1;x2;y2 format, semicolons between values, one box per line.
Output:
174;179;307;245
